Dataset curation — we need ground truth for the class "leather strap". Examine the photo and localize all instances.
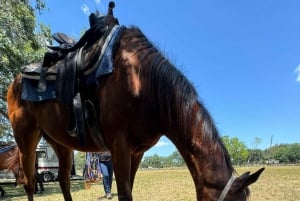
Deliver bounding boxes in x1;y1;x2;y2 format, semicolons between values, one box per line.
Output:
217;175;236;201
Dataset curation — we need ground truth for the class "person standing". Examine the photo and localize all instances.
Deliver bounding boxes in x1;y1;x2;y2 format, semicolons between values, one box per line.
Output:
98;151;113;199
35;154;44;194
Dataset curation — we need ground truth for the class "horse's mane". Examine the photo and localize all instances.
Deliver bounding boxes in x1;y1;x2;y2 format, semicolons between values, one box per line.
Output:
121;27;234;173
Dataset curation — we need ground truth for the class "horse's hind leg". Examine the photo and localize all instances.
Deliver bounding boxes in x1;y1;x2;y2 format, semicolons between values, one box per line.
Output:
14;128;41;201
7;83;42;200
45;137;73;201
56;146;73;201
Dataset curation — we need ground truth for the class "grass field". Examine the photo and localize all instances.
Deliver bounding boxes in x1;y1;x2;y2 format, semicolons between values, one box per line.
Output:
0;166;299;201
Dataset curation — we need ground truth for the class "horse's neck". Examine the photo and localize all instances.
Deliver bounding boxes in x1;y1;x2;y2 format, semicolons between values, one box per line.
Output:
168;103;233;190
202;143;233;187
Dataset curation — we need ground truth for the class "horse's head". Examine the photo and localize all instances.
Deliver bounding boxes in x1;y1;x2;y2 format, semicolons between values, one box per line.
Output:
214;168;265;201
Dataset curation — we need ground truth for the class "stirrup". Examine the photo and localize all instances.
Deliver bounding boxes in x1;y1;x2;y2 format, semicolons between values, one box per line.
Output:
85;100;108;150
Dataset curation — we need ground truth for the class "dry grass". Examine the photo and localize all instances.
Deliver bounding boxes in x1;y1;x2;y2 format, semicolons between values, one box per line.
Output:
237;166;300;201
0;166;299;201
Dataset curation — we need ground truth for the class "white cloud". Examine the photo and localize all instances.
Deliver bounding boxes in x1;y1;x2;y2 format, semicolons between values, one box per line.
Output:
95;0;101;6
295;65;300;82
81;4;90;16
154;141;169;148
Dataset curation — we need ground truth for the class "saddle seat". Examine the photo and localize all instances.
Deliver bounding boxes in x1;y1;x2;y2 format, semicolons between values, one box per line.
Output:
48;32;76;51
21;31;78;81
21;20;123;82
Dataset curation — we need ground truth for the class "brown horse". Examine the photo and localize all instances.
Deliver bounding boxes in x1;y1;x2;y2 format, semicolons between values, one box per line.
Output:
0;144;24;197
6;4;264;201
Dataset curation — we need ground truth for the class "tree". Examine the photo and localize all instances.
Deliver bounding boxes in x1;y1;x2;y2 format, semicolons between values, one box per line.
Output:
247;149;263;164
247;137;262;164
222;136;249;165
253;137;262;149
286;143;300;163
0;0;51;139
74;151;86;171
168;151;185;167
266;143;300;163
141;154;163;168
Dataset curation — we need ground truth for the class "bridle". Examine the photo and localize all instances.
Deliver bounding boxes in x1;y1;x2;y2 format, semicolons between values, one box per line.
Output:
217;175;236;201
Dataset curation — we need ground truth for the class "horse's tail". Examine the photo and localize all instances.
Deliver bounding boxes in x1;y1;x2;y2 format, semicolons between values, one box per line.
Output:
7;74;23;120
6;147;24;185
6;146;19;169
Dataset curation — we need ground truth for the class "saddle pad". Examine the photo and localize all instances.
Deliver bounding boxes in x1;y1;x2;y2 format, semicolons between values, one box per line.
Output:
21;63;59;80
95;25;124;79
21;78;56;101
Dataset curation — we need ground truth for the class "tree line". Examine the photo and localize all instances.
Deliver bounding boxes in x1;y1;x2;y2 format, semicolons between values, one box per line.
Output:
75;136;300;170
139;136;300;168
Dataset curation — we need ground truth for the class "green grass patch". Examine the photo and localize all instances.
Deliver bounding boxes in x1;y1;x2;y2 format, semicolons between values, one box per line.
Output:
0;166;299;201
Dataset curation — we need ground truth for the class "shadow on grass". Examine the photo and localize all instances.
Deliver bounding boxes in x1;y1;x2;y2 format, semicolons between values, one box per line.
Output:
0;180;86;200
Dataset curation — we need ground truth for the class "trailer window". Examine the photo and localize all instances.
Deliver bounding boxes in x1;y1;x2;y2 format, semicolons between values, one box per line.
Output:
36;151;47;159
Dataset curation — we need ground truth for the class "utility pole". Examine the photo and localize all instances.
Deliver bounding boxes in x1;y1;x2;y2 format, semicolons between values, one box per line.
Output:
270;135;273;149
268;135;273;163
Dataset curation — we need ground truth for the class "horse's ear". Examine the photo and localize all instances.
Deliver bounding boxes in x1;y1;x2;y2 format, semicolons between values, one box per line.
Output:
234;168;265;190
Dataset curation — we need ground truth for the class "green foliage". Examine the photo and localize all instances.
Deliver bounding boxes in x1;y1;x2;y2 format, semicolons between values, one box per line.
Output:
140;142;300;168
0;0;50;139
141;154;164;168
168;151;185;167
247;149;264;164
221;136;249;165
266;143;300;163
74;151;86;171
140;151;185;168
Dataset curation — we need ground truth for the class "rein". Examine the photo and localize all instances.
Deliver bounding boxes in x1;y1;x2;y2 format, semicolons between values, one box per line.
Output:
217;175;236;201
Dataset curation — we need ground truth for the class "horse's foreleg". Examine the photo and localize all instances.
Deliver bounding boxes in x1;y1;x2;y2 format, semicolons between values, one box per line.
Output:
130;153;143;189
112;136;133;201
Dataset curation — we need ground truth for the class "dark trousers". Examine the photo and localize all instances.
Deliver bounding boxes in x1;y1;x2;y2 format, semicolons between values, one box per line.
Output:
35;173;44;193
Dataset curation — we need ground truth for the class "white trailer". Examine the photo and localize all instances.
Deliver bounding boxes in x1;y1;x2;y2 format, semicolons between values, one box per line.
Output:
36;138;76;182
36;139;59;182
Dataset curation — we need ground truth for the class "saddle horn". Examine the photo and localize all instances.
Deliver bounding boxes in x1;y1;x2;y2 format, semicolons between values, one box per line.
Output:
107;1;115;16
106;1;119;26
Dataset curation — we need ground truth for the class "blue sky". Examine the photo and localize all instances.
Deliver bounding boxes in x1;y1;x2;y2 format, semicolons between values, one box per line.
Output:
36;0;300;156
